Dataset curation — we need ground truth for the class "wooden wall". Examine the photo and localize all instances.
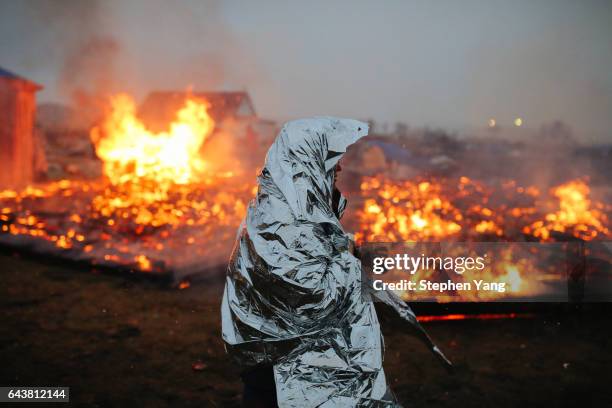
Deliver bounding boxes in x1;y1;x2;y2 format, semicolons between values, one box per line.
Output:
0;78;39;189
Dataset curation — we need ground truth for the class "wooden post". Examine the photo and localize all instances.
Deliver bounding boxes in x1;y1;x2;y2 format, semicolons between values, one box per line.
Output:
0;70;42;189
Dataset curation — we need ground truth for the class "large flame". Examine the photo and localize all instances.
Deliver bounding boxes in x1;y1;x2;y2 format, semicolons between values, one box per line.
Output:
88;93;223;225
523;179;610;241
0;92;252;273
91;93;214;189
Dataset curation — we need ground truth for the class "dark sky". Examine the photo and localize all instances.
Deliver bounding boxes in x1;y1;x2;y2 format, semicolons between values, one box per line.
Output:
1;0;611;139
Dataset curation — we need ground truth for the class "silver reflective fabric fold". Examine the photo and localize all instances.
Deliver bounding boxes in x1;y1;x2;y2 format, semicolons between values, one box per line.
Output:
221;117;449;407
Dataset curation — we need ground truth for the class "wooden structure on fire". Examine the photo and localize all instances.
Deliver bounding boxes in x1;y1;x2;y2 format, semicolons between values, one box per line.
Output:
139;91;277;152
139;91;256;131
0;67;42;189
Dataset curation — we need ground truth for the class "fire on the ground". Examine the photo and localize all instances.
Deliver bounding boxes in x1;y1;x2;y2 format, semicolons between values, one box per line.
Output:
0;93;610;300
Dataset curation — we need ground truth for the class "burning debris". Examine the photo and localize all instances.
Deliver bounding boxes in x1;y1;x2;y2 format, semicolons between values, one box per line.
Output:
0;93;255;282
353;176;611;302
523;180;611;241
0;89;610;294
355;176;610;243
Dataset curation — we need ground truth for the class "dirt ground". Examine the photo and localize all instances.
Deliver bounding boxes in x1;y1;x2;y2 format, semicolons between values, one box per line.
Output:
1;251;611;407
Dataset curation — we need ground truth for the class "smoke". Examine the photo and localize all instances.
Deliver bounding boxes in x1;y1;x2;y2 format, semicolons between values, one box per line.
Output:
2;1;610;139
58;35;121;124
118;0;261;95
0;0;262;109
1;1;114;105
464;30;612;142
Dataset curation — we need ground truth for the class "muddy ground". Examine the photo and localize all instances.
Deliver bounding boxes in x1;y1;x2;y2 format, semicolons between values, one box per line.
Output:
1;251;611;407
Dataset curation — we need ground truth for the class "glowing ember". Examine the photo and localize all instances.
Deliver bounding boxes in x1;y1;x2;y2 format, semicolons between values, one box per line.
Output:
0;92;253;276
356;176;610;244
135;254;152;271
524;179;610;241
356;178;462;242
0;100;610;291
474;220;503;236
417;313;535;322
372;244;556;302
354;176;610;301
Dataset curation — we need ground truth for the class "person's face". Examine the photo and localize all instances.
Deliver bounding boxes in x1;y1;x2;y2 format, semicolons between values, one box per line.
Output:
333;162;342;186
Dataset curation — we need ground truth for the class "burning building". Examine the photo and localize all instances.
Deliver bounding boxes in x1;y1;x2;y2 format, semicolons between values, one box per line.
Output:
0;67;44;189
139;90;277;158
0;84;609;300
0;91;261;284
139;91;257;129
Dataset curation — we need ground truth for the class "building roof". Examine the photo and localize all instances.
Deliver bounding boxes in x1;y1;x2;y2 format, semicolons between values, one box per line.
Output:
0;66;43;90
0;66;22;79
139;91;256;131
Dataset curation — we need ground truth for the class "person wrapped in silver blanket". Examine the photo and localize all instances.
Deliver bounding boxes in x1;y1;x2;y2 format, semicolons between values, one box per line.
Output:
222;117;451;407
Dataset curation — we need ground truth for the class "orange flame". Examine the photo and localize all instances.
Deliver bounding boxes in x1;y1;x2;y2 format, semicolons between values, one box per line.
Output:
523;179;610;241
91;93;214;190
0;92;252;272
417;313;535;322
356;178;462;242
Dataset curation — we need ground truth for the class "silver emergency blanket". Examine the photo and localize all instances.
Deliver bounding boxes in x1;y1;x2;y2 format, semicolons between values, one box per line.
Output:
221;117;451;407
